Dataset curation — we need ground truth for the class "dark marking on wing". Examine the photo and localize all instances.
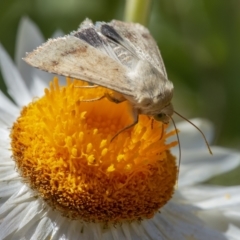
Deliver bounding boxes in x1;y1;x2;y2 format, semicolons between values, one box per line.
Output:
60;45;88;58
74;28;103;48
61;48;77;57
100;24;123;43
51;61;59;66
73;21;139;69
124;31;134;41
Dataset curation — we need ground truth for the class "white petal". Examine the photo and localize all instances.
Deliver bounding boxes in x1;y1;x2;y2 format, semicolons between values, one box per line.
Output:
178;185;240;230
66;221;84;239
224;209;240;227
0;125;11;149
181;185;240;209
0;112;16;127
110;225;126;240
14;204;49;239
14;217;42;240
0;180;22;201
179;146;240;187
0;184;33;210
131;221;149;239
160;202;226;240
30;217;53;240
49;214;68;240
0;43;32;106
0;90;20;122
121;224;133;240
15;17;65;92
0;201;31;238
17;201;44;229
83;222;103;240
0;151;12;161
15;17;48;87
225;224;240;240
30;75;48;97
141;219;165;239
0;169;19;181
90;222;104;239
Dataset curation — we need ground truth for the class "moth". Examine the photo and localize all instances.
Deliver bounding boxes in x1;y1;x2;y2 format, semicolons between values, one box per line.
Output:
24;18;174;130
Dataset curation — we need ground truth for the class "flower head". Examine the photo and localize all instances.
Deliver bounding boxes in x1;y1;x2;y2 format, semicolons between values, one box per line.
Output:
11;77;177;222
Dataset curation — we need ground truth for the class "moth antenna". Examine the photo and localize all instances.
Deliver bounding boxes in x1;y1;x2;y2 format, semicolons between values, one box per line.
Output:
174;111;213;155
169;116;181;181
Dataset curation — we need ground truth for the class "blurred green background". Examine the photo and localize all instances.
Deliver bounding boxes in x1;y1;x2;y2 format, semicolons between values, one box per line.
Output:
0;0;239;184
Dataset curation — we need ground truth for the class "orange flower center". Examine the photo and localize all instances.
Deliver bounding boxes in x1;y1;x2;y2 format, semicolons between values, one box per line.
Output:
11;78;178;223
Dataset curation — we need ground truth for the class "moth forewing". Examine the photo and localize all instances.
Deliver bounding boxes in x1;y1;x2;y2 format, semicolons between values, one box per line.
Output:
24;36;132;96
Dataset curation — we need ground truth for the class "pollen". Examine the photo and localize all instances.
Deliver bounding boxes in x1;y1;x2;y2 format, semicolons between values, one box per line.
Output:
10;78;178;223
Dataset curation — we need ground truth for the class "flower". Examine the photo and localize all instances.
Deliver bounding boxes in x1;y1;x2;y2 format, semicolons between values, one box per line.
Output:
1;17;240;239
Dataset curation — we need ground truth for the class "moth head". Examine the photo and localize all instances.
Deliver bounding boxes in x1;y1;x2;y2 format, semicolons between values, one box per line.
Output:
153;103;173;124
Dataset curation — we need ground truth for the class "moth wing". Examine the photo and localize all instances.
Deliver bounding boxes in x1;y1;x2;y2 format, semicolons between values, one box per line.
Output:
109;20;168;78
24;35;133;96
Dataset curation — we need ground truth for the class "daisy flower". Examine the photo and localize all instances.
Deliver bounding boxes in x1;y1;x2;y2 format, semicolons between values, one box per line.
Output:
1;17;240;240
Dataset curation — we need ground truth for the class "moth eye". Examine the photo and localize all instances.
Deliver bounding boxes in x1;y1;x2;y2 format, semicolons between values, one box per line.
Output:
156;113;164;119
153;113;168;123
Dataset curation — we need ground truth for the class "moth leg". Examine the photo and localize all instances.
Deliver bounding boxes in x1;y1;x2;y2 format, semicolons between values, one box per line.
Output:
145;116;154;129
160;124;165;140
80;92;126;103
80;95;105;102
111;108;138;142
75;85;99;88
105;92;126;104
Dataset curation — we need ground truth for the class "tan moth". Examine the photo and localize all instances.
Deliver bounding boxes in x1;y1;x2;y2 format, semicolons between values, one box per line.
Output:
24;19;173;126
24;18;211;154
